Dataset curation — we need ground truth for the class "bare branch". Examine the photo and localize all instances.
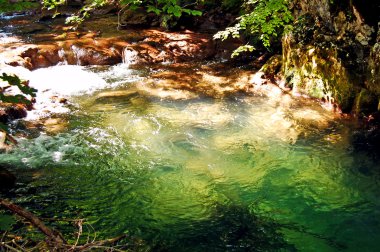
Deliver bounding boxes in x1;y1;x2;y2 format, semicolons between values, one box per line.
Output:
74;234;128;251
0;199;66;247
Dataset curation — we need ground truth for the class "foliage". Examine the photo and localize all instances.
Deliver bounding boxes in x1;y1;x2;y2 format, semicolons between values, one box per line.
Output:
0;73;37;133
121;0;203;29
121;0;202;17
41;0;202;28
41;0;111;25
41;0;66;11
0;73;37;105
66;0;110;25
221;0;243;12
214;0;293;57
0;0;39;13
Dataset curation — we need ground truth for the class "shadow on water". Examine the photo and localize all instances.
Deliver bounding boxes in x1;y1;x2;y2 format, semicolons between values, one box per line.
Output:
147;203;296;252
109;202;346;252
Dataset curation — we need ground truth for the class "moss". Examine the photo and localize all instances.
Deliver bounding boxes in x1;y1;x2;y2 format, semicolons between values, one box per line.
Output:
283;32;356;111
0;0;39;13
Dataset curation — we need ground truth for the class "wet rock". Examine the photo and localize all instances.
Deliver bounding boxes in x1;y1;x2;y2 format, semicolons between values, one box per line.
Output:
16;23;47;34
0;104;28;123
1;14;217;69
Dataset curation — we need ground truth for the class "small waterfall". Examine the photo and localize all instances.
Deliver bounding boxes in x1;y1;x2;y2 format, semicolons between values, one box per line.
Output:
71;45;87;65
57;48;68;65
122;48;139;66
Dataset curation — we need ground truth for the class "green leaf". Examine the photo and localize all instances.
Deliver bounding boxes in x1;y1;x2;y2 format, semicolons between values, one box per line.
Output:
172;5;182;17
190;10;202;16
0;73;37;105
147;5;161;15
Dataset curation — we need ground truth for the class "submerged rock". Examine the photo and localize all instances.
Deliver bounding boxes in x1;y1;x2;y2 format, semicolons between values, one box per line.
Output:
96;90;139;101
0;166;16;191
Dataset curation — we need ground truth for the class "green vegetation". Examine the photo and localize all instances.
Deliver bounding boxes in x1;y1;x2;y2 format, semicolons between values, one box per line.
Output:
42;0;202;28
120;0;202;28
214;0;293;57
0;73;37;106
0;0;39;13
0;73;37;133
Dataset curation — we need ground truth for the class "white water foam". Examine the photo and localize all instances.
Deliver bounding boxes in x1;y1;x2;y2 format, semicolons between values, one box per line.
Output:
29;65;108;96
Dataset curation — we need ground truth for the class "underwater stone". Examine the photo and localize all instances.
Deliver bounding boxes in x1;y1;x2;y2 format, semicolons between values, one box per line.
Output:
0;166;16;191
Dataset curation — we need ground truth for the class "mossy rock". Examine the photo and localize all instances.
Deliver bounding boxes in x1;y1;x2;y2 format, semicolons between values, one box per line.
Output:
260;55;282;76
368;42;380;96
283;33;356;112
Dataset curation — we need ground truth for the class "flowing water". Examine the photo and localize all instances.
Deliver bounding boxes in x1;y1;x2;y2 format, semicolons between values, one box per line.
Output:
1;63;380;251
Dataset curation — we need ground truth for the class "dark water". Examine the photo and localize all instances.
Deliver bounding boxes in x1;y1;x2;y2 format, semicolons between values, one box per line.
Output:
1;64;380;251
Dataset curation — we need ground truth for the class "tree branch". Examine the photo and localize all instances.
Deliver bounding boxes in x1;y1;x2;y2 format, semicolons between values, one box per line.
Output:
0;199;66;247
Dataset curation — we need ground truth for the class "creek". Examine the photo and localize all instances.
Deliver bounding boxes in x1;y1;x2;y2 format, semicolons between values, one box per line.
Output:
1;12;380;250
0;61;379;251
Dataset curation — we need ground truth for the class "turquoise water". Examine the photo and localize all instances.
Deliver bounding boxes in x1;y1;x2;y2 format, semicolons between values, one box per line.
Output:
1;64;380;251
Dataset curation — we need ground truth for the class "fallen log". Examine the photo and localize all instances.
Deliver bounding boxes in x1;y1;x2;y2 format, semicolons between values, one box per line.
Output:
0;198;66;249
0;198;130;251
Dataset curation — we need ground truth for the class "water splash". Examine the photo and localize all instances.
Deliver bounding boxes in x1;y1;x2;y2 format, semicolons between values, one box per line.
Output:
122;48;139;66
57;48;68;65
29;65;108;96
70;45;88;65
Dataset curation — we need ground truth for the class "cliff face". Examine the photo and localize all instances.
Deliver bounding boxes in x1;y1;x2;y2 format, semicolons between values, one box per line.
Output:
283;0;379;114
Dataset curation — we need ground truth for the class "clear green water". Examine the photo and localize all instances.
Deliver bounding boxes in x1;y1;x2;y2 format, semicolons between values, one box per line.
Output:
1;64;380;251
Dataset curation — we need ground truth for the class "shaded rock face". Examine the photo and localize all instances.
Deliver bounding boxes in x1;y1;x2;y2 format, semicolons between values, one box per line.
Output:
283;0;379;114
368;23;380;99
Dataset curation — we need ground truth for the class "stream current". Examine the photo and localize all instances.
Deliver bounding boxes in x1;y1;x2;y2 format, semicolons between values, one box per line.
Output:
1;63;380;251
